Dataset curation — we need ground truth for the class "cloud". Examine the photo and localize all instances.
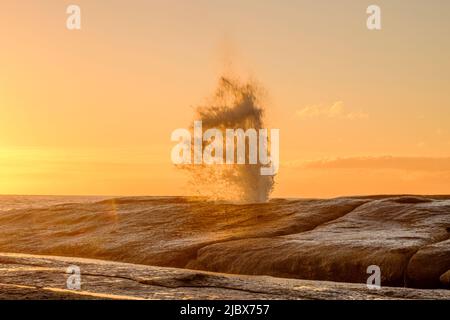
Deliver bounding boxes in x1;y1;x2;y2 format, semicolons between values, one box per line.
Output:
296;101;369;120
289;156;450;172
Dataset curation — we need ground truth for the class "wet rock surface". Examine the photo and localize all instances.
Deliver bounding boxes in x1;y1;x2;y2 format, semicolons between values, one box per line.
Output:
189;197;450;288
440;270;450;287
406;239;450;288
0;195;449;289
0;253;449;300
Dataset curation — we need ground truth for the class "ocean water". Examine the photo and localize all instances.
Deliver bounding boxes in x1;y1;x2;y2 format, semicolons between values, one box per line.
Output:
0;195;110;212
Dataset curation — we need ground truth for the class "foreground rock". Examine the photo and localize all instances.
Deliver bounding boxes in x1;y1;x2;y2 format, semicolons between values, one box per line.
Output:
0;253;449;300
0;195;449;289
440;270;450;287
189;197;450;288
406;239;450;288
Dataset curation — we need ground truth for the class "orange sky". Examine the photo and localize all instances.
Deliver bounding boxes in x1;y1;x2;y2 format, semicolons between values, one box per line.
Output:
1;0;450;198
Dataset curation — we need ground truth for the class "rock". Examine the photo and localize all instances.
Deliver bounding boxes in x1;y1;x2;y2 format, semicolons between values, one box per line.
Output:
187;197;450;287
0;195;449;289
0;252;449;300
405;238;450;288
440;270;450;288
0;197;369;268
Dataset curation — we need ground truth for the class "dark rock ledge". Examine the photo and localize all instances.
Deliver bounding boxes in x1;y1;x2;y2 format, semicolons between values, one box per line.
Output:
0;253;449;300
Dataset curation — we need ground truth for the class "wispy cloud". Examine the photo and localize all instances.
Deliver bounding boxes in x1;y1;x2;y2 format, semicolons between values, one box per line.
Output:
296;101;368;120
286;156;450;172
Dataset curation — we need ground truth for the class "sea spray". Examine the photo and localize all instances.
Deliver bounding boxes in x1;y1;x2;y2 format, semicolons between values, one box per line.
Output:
179;77;276;203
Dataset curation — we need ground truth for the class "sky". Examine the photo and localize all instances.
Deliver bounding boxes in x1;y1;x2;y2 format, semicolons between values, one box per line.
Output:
1;0;450;197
